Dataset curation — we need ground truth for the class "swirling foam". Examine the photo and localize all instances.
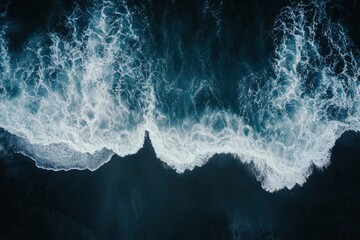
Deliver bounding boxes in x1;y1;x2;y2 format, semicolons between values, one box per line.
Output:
0;0;359;191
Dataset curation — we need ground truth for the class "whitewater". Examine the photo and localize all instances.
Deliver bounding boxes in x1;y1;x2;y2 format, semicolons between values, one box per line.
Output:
0;0;359;192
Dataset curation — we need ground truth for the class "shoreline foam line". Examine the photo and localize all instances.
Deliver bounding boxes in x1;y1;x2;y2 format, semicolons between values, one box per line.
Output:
0;0;359;192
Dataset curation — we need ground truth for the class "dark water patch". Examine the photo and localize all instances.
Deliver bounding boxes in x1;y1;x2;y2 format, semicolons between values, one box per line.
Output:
3;0;83;52
0;131;359;239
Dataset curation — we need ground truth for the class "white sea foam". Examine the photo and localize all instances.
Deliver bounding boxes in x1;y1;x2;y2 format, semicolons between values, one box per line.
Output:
0;0;359;191
0;0;149;164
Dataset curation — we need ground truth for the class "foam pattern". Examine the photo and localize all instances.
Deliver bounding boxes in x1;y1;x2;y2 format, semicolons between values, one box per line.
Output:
0;0;359;191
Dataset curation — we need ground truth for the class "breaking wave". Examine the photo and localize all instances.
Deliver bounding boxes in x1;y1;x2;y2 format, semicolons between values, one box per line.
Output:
0;0;359;191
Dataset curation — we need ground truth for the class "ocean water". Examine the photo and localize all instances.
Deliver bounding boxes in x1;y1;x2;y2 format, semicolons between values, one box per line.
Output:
1;130;360;239
0;0;360;238
0;0;359;192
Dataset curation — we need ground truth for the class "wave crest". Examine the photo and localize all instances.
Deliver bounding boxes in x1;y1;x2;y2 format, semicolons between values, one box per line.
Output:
0;0;359;191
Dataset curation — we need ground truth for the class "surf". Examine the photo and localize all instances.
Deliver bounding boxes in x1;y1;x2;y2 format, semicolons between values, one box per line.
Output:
0;0;359;192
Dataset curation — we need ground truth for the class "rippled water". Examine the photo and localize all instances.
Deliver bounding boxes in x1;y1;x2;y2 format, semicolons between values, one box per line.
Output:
0;0;359;191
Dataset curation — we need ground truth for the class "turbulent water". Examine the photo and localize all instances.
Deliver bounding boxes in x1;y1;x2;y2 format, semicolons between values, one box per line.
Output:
0;0;359;191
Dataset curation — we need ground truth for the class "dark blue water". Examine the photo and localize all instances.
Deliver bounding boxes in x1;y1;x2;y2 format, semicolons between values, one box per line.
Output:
0;0;360;238
0;131;360;239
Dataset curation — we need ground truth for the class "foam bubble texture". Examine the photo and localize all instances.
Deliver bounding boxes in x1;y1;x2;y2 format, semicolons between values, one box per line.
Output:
0;0;359;191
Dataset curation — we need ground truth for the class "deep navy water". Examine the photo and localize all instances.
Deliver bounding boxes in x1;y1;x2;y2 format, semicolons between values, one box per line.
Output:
1;131;360;239
0;0;360;239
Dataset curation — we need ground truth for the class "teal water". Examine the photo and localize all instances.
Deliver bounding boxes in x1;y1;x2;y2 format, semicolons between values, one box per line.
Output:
0;1;360;238
0;0;359;192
